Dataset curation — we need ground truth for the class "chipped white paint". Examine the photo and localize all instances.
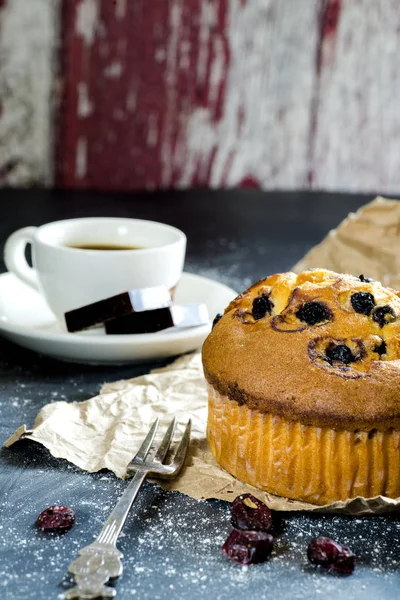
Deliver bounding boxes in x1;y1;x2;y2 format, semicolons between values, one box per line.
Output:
161;0;183;186
5;0;400;192
77;82;94;118
312;0;400;194
154;48;166;63
0;0;60;185
126;87;137;112
76;0;99;47
197;0;218;86
104;61;123;79
76;137;88;179
174;0;318;188
147;114;159;148
179;40;191;71
115;0;127;20
208;35;225;112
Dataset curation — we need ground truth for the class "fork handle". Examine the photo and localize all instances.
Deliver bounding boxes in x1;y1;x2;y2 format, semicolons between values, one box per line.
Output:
97;469;148;546
66;470;148;599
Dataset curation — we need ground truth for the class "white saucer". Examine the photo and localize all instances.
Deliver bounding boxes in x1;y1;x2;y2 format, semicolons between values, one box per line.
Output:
0;272;237;364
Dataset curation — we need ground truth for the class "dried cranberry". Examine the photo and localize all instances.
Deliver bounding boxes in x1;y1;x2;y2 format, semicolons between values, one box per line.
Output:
212;313;223;328
351;292;375;315
252;295;273;320
373;305;396;328
222;529;273;565
358;274;373;283
333;552;356;574
374;339;387;356
307;537;355;574
296;302;332;326
37;505;75;531
231;494;273;532
326;343;354;364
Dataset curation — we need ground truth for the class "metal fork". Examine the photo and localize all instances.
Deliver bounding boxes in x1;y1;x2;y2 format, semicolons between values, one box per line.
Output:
64;418;191;600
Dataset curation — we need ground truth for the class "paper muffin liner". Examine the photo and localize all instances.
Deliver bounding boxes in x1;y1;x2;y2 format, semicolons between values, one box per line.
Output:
207;384;400;506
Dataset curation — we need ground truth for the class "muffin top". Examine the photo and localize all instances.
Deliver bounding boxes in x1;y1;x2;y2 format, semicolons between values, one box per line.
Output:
202;269;400;430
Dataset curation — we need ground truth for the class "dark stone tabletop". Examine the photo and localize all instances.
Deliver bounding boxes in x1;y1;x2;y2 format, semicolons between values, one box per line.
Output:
0;189;399;600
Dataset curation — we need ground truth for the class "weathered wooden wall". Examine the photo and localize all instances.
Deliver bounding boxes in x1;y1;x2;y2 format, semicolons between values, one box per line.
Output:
0;0;59;185
1;0;400;193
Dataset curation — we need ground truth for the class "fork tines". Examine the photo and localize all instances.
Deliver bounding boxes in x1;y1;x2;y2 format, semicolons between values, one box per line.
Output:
126;418;191;479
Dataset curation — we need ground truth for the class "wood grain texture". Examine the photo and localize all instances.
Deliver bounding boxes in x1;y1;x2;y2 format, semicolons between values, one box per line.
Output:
179;0;319;189
58;0;319;190
2;0;400;192
0;0;60;186
59;0;175;189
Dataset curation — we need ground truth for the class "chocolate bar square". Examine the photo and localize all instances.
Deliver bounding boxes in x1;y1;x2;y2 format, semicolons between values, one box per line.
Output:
105;304;210;334
65;286;171;332
105;307;174;334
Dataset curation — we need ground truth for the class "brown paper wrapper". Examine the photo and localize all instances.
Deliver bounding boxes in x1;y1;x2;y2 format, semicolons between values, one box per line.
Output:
5;197;400;514
293;196;400;286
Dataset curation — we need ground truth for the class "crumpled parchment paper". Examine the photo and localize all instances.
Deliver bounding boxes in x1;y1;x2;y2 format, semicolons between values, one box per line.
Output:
5;196;400;514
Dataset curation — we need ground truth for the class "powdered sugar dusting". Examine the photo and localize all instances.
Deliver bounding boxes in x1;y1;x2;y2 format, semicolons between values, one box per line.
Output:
1;328;400;598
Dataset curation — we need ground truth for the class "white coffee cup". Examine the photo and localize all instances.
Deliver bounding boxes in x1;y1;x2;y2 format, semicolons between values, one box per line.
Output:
4;217;186;321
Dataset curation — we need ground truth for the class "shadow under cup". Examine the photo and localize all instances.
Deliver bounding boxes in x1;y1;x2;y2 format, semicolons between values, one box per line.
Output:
8;217;187;322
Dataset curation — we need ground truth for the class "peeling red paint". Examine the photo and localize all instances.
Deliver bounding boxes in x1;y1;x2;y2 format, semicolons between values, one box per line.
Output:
58;0;234;190
315;0;341;75
56;0;349;193
213;0;230;123
239;175;261;189
192;0;230;125
308;0;342;186
0;158;18;180
60;1;176;189
3;0;400;193
322;0;341;39
57;1;323;191
58;0;84;186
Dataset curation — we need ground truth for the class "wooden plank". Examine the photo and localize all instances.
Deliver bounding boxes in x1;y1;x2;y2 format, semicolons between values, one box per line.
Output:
59;0;182;189
58;0;319;190
0;0;59;186
179;0;319;189
311;0;400;193
6;0;399;194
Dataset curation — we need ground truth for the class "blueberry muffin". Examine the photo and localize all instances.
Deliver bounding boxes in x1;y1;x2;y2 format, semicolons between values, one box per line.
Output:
202;269;400;505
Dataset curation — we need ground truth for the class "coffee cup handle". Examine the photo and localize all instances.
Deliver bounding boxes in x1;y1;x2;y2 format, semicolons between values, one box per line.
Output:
4;227;40;290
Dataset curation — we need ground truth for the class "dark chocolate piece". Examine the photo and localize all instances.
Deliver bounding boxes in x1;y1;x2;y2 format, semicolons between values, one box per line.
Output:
105;307;174;334
65;286;171;332
105;304;209;334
